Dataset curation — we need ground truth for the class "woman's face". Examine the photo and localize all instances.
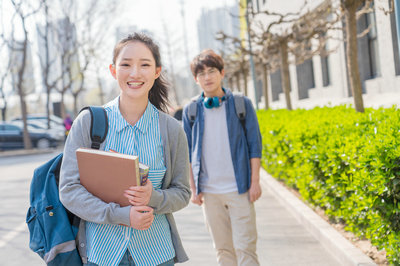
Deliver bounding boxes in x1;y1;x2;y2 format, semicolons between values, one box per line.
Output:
110;41;161;101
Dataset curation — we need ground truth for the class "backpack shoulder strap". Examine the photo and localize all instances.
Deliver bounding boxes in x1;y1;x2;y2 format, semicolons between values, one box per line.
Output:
188;101;197;125
79;106;108;149
232;92;246;133
188;95;200;127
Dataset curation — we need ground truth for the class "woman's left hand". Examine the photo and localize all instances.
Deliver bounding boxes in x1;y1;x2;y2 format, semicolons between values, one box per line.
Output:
124;179;153;206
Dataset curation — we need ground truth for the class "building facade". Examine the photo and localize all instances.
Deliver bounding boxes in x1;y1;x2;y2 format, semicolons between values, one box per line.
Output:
241;0;400;109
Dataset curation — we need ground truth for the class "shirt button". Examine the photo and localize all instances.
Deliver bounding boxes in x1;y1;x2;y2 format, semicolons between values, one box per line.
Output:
80;243;85;248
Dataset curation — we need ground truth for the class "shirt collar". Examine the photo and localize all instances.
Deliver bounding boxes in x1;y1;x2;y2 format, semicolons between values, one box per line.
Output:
111;96;156;134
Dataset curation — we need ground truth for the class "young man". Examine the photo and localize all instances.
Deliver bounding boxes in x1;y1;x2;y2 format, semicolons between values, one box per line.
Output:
182;49;262;266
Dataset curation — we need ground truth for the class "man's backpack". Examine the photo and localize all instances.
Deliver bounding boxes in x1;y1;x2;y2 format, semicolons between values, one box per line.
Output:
26;106;108;266
188;92;246;133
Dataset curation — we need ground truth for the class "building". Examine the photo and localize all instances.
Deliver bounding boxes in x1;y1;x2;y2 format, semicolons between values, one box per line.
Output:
237;0;400;109
197;5;240;52
36;17;79;117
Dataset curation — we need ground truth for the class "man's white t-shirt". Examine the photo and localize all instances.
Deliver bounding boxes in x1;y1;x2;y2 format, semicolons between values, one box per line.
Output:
199;102;237;194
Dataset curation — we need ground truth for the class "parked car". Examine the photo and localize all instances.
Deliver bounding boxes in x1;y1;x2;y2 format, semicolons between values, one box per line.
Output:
12;114;64;127
11;120;65;142
0;122;61;150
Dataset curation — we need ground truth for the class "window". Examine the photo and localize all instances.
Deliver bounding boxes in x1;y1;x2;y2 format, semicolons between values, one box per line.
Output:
296;59;315;99
320;36;330;86
270;69;283;101
366;11;381;78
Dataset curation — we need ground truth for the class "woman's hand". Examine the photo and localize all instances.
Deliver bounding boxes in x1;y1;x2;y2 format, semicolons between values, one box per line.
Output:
129;206;154;230
124;179;153;206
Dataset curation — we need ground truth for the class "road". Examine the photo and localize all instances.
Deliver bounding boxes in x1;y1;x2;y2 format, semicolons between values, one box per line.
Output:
0;151;61;266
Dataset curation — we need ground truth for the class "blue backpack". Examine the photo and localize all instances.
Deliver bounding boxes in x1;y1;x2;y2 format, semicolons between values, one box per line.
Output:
26;107;108;266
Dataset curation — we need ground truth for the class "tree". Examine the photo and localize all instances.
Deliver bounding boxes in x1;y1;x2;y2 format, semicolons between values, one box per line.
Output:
58;0;120;115
36;0;63;128
8;0;42;149
340;0;373;113
0;34;12;121
247;0;338;110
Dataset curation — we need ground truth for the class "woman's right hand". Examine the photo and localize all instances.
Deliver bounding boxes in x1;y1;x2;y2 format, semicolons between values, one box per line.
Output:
129;206;154;230
191;192;203;206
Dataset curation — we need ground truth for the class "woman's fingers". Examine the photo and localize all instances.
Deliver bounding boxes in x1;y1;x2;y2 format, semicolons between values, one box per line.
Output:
129;206;154;230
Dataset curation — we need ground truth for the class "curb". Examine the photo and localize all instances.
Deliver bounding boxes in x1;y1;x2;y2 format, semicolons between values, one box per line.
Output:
260;168;377;266
0;147;62;158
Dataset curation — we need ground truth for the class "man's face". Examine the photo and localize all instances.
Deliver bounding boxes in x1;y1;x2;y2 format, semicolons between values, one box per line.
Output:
195;66;225;97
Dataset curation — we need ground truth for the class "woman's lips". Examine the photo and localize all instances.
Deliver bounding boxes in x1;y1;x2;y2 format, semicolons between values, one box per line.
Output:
127;81;144;89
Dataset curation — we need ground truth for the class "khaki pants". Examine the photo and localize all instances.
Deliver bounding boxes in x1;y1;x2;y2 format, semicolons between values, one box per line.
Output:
202;192;259;266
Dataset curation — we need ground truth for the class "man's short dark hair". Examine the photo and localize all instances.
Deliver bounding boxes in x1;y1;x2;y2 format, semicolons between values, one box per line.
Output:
190;49;224;77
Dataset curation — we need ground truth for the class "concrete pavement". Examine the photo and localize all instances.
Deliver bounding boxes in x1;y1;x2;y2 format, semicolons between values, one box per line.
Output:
0;148;376;265
174;168;376;266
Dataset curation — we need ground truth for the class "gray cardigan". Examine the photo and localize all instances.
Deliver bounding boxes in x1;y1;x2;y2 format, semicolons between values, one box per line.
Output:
59;109;191;263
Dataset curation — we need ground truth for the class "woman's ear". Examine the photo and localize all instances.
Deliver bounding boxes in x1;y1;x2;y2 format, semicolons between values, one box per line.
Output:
109;64;116;79
155;66;162;79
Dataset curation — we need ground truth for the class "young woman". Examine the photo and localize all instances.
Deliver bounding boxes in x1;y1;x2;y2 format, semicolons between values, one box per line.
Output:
59;33;191;266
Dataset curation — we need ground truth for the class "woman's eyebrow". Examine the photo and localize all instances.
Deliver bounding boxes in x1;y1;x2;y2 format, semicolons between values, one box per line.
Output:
120;58;152;62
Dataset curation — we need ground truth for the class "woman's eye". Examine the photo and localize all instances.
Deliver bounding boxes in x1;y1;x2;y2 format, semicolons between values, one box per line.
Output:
120;64;130;67
142;64;150;67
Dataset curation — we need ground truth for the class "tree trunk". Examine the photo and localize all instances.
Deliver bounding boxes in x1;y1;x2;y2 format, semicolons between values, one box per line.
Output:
1;106;6;121
279;40;293;110
262;63;270;110
17;33;32;148
228;77;233;90
46;92;51;129
343;0;365;112
235;72;241;92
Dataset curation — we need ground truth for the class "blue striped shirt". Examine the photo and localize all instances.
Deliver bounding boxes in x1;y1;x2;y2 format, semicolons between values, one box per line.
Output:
86;97;175;266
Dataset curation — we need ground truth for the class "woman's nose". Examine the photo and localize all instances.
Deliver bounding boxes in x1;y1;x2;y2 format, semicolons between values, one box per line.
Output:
129;66;139;77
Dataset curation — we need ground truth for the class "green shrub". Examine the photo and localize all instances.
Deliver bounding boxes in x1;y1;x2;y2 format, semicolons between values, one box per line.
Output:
258;106;400;264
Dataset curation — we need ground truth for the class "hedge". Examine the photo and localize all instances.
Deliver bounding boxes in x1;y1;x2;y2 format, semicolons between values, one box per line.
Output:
257;106;400;265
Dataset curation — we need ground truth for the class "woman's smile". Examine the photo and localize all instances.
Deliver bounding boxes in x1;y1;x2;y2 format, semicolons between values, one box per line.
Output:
127;81;145;89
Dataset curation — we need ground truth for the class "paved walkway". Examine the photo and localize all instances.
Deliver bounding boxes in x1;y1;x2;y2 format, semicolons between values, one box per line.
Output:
0;148;377;265
174;169;376;266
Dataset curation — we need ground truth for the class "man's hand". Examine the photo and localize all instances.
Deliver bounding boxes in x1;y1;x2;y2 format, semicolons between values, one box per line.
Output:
249;181;262;202
124;179;153;206
191;192;204;206
129;206;154;230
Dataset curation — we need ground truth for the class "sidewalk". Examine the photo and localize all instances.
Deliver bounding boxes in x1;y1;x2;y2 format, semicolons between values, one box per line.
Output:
174;168;377;266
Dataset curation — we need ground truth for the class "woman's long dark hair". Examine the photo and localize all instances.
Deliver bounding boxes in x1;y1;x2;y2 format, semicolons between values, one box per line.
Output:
112;33;169;112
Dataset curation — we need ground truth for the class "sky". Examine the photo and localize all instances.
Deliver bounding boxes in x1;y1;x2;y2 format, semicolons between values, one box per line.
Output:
117;0;237;71
1;0;238;77
0;0;238;106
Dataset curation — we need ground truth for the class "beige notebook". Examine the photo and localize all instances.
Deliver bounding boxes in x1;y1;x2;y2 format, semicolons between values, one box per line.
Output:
76;148;140;207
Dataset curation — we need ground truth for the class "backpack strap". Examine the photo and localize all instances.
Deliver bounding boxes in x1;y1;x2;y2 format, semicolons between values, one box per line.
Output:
233;92;246;135
188;99;198;128
79;106;108;149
